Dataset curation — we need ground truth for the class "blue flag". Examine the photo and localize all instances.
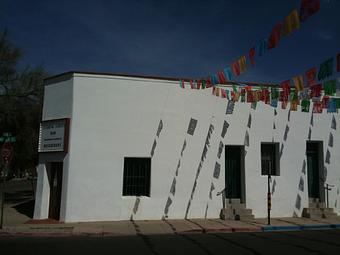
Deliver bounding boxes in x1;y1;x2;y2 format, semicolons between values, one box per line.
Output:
223;67;234;81
327;98;337;113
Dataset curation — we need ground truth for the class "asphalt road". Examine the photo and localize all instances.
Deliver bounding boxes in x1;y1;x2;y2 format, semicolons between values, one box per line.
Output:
1;230;340;255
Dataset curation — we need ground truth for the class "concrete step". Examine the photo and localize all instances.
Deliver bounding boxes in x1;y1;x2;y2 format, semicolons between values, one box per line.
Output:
220;210;235;220
304;208;325;214
309;198;320;203
220;204;255;221
225;198;241;204
321;208;335;214
309;202;326;209
224;203;246;210
302;207;323;218
302;205;338;219
233;208;253;216
236;214;255;221
323;214;339;219
303;213;324;219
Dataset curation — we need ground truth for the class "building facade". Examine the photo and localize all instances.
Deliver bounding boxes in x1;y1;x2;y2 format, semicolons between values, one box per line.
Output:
33;71;340;222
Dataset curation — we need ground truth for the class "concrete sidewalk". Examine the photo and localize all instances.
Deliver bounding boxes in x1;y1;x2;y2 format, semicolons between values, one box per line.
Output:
1;216;340;237
1;198;340;237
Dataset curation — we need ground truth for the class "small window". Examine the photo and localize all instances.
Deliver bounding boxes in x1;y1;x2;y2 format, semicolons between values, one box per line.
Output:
123;157;151;196
261;143;280;176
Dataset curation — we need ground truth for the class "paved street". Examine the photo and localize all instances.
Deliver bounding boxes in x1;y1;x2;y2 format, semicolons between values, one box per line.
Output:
1;230;340;255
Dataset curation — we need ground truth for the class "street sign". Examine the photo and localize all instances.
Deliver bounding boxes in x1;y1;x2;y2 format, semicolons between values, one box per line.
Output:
0;132;16;143
0;137;16;142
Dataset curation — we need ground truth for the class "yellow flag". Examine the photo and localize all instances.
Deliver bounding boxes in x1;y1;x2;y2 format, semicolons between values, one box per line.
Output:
233;92;240;102
293;75;304;91
238;56;247;74
282;9;300;36
216;87;220;97
290;100;298;111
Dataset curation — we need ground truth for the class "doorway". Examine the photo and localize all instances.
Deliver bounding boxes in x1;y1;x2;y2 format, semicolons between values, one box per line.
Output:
306;141;324;200
225;145;245;203
48;162;63;220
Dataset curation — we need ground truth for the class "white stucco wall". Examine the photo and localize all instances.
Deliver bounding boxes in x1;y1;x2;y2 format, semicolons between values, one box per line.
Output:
34;79;73;221
35;73;340;222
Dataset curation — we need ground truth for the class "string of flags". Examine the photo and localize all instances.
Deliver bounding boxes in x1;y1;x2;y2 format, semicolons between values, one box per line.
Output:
178;0;340;114
179;52;340;113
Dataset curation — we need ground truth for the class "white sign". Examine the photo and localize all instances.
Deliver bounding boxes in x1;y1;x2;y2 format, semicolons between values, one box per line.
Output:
38;119;69;153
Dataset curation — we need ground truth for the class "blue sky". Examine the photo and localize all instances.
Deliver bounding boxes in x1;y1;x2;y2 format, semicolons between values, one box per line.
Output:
1;0;339;83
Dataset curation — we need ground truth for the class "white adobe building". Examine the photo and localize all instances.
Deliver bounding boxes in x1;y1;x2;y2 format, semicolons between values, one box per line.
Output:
33;71;340;222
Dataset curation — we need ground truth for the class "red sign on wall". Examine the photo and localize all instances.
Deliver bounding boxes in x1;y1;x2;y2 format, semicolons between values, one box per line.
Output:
1;141;13;164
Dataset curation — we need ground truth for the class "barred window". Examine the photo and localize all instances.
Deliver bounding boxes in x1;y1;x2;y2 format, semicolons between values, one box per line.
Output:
123;157;151;196
261;143;280;176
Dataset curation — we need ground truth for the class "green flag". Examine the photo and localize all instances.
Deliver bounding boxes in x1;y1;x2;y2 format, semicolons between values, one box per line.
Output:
202;80;206;89
323;80;336;96
271;87;279;100
301;99;310;112
232;85;238;92
335;98;340;109
290;89;298;101
318;58;334;81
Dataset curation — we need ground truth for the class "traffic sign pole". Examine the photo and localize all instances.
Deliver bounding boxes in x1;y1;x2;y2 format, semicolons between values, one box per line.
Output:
267;162;272;226
1;140;13;229
0;161;8;229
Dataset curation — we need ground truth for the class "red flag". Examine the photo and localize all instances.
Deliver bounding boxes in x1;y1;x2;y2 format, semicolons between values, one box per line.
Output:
310;84;322;98
206;77;212;88
313;101;323;113
268;23;282;49
221;89;226;98
196;80;201;89
337;53;340;72
190;80;194;89
322;96;330;109
247;90;254;102
261;89;270;104
217;71;226;84
300;0;320;22
280;80;291;98
179;80;185;88
245;86;252;92
305;67;317;86
249;47;256;66
279;91;288;102
231;61;241;76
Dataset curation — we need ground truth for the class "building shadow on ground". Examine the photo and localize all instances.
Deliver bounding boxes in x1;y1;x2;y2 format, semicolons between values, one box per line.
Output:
13;199;35;218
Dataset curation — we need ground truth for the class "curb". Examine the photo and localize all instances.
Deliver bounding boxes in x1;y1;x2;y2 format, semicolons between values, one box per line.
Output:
180;227;261;234
262;225;301;232
1;224;340;237
262;224;340;232
0;232;73;237
330;224;340;229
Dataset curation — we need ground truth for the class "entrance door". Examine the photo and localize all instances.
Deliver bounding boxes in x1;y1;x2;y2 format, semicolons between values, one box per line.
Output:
48;162;63;220
225;146;244;200
306;142;321;199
